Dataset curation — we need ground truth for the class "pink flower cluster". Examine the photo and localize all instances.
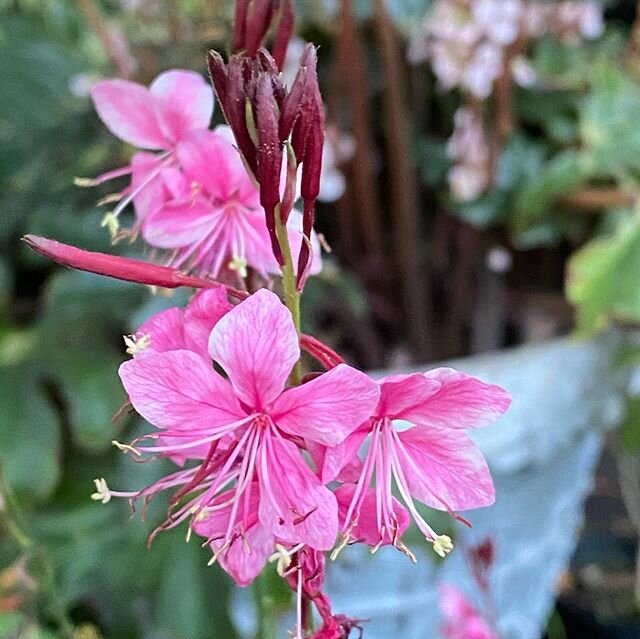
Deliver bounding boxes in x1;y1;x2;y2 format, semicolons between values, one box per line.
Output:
409;0;604;99
446;107;490;202
92;285;510;588
410;0;604;203
86;70;320;281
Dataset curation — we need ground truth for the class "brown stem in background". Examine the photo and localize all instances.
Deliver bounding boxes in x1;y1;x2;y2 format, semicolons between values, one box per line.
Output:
168;0;182;44
336;0;385;259
74;0;136;79
494;56;514;145
627;1;640;59
562;187;640;211
372;0;432;361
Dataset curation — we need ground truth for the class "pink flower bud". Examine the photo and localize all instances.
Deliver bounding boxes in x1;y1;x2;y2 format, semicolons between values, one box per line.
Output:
22;235;248;299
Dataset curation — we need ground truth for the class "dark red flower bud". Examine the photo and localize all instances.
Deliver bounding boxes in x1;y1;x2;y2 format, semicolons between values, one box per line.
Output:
280;44;317;142
296;108;324;285
255;73;284;264
300;334;345;369
232;0;251;52
225;56;259;176
207;50;228;106
245;0;275;58
272;0;295;69
232;0;294;71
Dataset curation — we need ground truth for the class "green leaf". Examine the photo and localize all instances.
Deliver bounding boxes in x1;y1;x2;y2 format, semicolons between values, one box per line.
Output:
513;150;587;233
619;397;640;452
36;271;146;452
415;135;450;188
0;613;57;639
0;363;61;501
454;190;511;228
579;61;640;176
567;213;640;334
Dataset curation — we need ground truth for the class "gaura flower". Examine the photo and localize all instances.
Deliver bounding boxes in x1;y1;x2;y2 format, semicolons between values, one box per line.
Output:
108;289;379;580
329;370;510;559
141;128;322;278
85;70;214;232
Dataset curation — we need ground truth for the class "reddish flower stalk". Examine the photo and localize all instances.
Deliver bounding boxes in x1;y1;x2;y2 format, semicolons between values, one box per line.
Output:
300;334;345;370
22;235;248;300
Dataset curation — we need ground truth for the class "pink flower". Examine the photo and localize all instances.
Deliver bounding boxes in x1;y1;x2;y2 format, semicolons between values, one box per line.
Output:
110;289;379;582
440;584;498;639
141;128;322;278
128;286;232;360
331;370;510;558
86;70;214;228
92;70;213;151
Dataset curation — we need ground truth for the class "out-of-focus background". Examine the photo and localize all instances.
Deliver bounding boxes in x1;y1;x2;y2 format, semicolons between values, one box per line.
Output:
4;0;640;637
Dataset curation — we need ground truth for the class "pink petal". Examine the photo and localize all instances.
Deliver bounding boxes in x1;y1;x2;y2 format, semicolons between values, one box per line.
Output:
306;436;364;484
136;307;186;355
150;70;214;145
130;152;169;222
212;125;261;207
142;199;216;249
237;210;282;276
176;130;253;201
440;584;477;620
193;487;274;587
119;350;245;431
377;373;442;420
417;368;511;429
135;287;231;360
319;428;368;483
258;434;338;550
396;427;495;511
91;79;166;149
272;364;378;446
335;484;410;546
160;166;191;199
183;287;233;354
208;289;299;409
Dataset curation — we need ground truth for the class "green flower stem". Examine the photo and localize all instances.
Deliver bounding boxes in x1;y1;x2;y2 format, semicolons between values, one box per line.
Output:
253;571;278;639
274;203;302;386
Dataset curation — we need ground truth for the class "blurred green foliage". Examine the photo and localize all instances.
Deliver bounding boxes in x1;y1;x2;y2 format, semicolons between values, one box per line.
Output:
412;24;640;334
0;2;242;637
